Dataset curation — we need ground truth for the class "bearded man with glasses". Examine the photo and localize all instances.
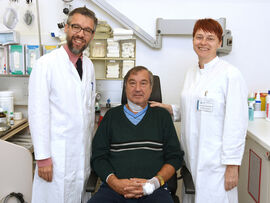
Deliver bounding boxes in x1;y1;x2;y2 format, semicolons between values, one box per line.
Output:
29;7;97;203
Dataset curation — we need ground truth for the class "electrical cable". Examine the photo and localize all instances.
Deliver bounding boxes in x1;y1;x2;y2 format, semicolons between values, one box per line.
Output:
62;0;73;3
2;192;26;203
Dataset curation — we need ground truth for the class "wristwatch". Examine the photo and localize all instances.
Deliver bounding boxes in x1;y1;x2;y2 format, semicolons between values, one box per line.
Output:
156;175;165;186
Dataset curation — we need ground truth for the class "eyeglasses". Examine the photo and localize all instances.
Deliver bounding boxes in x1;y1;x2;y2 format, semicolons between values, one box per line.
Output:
68;24;94;36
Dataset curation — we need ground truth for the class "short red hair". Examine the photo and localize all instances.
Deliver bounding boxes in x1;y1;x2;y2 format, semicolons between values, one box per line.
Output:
193;18;223;42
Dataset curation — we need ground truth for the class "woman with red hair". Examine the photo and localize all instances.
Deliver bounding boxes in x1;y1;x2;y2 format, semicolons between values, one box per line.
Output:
151;18;248;203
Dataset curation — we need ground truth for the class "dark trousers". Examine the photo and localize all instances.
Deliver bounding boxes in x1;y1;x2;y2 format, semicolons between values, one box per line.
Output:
88;183;174;203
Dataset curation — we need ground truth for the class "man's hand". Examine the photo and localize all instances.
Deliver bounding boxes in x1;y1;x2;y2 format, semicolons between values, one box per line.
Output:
124;178;147;198
107;175;144;199
224;165;239;191
38;164;53;182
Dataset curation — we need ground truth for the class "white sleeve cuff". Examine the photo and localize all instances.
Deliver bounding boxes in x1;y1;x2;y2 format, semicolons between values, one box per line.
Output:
106;173;114;183
171;104;180;122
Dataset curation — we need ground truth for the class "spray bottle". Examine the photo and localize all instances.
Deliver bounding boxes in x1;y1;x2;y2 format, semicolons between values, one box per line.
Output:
254;91;261;111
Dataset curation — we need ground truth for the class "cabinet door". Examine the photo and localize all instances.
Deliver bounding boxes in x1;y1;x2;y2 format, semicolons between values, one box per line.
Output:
239;136;270;203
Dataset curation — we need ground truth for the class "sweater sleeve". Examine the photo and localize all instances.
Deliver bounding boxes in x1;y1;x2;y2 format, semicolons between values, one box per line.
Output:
91;112;115;182
162;110;184;171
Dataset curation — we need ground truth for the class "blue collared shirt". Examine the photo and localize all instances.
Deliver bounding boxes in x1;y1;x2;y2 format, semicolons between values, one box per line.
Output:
124;104;148;125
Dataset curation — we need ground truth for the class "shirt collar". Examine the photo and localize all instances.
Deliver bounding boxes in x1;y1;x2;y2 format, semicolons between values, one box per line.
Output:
124;104;148;118
199;56;219;74
63;44;83;67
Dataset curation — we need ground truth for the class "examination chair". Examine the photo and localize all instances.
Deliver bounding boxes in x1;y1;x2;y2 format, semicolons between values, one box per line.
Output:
86;75;195;202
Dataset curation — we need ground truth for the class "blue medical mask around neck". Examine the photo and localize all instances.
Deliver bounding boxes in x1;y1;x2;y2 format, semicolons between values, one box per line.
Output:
127;99;144;113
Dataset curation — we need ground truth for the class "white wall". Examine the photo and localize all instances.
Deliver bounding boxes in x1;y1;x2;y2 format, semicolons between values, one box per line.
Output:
1;0;270;105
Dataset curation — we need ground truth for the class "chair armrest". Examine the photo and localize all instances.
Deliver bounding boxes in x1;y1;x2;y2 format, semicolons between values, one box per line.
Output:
180;165;195;194
86;171;99;193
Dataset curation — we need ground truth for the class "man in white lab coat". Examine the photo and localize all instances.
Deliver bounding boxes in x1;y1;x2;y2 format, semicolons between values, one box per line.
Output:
28;7;97;203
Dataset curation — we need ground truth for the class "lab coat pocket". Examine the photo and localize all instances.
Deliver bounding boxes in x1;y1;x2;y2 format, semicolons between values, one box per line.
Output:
51;140;65;178
85;81;94;108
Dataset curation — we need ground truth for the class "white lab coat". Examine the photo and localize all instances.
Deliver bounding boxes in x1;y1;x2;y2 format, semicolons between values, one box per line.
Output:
28;46;95;203
173;57;248;203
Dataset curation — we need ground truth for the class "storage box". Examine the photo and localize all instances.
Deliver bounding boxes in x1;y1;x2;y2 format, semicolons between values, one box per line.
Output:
9;45;25;75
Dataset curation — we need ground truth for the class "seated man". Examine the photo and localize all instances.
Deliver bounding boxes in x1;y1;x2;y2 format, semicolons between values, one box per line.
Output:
88;66;184;203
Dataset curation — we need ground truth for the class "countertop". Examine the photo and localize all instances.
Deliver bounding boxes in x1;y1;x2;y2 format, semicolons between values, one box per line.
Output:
247;118;270;151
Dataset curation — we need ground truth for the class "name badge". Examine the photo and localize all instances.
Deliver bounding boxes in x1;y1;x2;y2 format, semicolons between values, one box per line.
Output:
197;99;213;112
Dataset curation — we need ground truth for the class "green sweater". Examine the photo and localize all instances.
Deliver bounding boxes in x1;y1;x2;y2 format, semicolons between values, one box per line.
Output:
91;105;184;182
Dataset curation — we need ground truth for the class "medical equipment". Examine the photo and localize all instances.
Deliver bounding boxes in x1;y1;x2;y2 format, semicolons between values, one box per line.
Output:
1;192;25;203
0;91;14;118
91;0;232;55
23;10;34;26
90;40;106;57
3;7;18;29
0;30;19;45
121;41;135;58
9;45;25;75
25;45;40;74
106;61;119;78
107;38;119;57
122;60;135;78
0;46;8;74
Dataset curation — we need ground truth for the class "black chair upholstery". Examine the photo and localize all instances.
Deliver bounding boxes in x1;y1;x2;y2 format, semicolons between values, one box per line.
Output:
86;75;195;201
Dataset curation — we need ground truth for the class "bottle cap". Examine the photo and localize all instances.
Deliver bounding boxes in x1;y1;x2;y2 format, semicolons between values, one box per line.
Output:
255;92;261;101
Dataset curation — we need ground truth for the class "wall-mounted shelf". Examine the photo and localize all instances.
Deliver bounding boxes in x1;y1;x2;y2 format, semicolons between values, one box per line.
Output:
90;38;136;80
0;118;29;141
0;74;29;77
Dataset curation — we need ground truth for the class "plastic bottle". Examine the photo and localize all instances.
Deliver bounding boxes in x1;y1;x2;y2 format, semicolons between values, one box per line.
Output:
9;112;14;125
249;103;254;121
266;90;270;121
254;92;261;111
248;92;255;107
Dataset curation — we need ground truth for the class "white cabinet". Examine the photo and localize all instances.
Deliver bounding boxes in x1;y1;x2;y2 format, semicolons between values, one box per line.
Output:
238;119;270;203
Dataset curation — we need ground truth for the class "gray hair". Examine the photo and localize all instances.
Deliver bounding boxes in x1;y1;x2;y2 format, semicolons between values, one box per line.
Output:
66;6;98;32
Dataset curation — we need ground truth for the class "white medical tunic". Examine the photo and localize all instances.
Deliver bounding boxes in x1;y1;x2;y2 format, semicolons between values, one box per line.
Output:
28;46;96;203
173;57;248;203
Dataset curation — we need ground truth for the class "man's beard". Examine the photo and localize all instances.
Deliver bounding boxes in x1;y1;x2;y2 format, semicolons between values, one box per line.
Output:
67;35;89;55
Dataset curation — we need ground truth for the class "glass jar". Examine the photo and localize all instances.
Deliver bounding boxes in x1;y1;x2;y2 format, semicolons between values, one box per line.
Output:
0;107;7;124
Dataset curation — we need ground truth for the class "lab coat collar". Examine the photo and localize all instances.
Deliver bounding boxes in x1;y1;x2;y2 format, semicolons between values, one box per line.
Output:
199;56;219;74
60;46;85;84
